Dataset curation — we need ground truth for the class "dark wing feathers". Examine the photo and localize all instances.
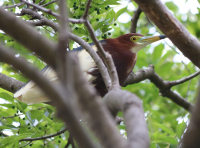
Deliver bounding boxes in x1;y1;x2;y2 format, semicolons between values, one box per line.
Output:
72;40;106;52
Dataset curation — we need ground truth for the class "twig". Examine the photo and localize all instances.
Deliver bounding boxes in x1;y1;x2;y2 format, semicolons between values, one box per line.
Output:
64;134;75;148
21;0;60;18
130;7;142;33
21;9;59;32
83;1;120;90
38;0;46;5
26;20;45;26
21;9;111;92
1;2;25;9
123;65;195;113
82;0;91;19
0;131;8;137
20;127;68;141
0;114;23;121
21;1;84;23
169;70;200;87
20;141;32;148
41;0;59;7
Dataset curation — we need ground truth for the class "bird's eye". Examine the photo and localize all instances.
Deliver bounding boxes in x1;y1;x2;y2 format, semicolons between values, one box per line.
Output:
130;36;136;42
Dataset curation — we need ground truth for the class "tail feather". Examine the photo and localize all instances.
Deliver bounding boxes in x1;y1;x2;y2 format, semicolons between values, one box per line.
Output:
14;66;58;104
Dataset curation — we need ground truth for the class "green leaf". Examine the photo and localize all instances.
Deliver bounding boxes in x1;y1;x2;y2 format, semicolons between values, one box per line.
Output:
17;101;27;111
154;123;175;136
0;103;14;108
102;0;120;5
0;133;32;146
93;21;106;31
158;136;178;145
106;9;115;24
165;2;178;13
115;6;127;21
152;43;164;62
41;113;55;126
176;121;186;139
0;92;14;102
30;110;43;121
0;125;16;129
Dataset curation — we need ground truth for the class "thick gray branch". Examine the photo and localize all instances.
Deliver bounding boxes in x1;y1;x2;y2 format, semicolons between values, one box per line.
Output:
0;43;95;148
169;70;200;87
0;73;24;93
0;8;56;67
180;88;200;148
72;56;127;148
104;90;149;148
134;0;200;68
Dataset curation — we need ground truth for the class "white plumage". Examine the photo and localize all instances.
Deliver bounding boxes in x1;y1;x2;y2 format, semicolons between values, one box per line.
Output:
14;45;97;105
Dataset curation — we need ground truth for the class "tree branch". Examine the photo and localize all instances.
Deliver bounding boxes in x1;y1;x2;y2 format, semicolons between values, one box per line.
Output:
0;43;95;148
169;70;200;87
0;73;24;93
21;9;59;32
130;7;142;33
0;7;56;68
1;2;25;9
134;0;200;68
21;0;59;18
104;90;149;148
38;0;46;5
123;65;195;113
21;0;84;23
41;0;59;7
180;87;200;148
20;127;68;141
71;55;127;148
83;0;119;90
20;9;111;97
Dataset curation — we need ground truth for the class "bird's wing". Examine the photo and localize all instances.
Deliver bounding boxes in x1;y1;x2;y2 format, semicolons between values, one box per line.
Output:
14;41;106;104
13;66;58;104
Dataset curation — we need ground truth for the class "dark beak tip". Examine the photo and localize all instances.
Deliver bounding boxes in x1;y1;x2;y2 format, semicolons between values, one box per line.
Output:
159;35;166;39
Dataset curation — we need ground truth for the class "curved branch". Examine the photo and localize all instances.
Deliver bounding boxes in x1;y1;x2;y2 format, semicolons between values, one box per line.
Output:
130;7;142;33
0;7;56;68
104;90;149;148
134;0;200;68
123;65;195;113
20;127;68;141
21;1;84;23
41;0;59;7
21;0;60;18
169;70;200;87
1;2;25;9
83;0;119;90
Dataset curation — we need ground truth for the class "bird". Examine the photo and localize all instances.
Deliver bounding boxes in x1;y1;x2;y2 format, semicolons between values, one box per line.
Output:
14;33;166;105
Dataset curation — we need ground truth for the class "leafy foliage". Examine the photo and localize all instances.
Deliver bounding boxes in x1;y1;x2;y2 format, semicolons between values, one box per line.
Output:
0;0;199;147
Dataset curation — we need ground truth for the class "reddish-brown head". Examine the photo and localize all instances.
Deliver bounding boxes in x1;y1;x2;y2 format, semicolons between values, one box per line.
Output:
112;33;166;54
